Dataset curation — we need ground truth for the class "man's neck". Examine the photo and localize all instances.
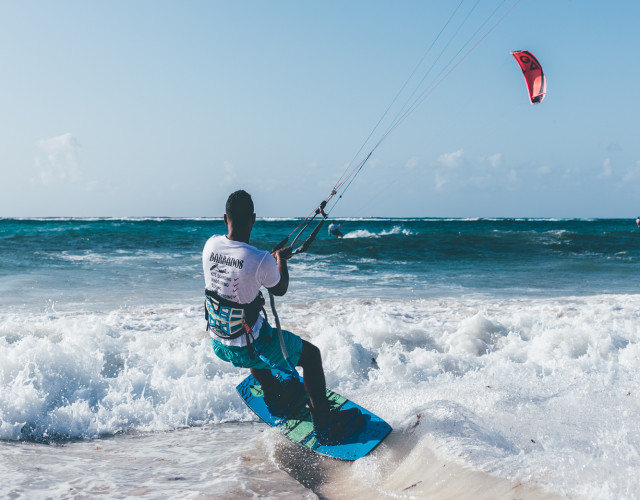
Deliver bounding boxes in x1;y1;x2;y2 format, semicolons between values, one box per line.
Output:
226;228;251;244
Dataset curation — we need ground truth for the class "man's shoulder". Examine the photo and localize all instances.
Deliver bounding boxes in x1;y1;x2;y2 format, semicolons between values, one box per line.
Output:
204;235;272;260
204;233;223;244
203;234;224;253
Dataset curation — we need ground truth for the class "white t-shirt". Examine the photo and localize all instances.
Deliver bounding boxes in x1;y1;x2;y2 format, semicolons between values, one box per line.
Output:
202;235;280;346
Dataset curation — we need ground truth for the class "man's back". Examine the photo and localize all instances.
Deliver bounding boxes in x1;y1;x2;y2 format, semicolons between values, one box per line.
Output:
202;234;279;304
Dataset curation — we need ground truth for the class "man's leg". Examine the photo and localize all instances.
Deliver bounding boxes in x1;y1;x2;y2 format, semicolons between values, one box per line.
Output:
250;368;281;402
297;339;364;442
296;340;329;413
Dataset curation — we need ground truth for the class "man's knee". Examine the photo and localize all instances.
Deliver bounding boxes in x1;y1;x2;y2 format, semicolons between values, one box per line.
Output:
299;340;322;368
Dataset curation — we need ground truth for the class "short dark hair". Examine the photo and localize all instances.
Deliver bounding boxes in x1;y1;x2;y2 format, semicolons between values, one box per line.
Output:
225;190;254;226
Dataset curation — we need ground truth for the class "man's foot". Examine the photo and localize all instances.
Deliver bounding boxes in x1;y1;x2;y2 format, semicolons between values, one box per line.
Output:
263;377;307;418
311;406;365;445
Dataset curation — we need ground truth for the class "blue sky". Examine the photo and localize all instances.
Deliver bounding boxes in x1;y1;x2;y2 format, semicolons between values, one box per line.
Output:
1;1;639;218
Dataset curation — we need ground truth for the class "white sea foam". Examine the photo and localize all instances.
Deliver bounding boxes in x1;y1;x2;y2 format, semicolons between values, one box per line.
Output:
54;249;184;264
343;225;412;239
0;306;251;442
284;294;640;499
1;294;640;498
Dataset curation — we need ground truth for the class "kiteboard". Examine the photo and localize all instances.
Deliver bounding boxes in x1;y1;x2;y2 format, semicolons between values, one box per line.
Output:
236;369;392;460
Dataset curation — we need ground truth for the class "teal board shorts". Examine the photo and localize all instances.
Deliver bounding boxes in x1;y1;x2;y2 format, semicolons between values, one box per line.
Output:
210;320;303;370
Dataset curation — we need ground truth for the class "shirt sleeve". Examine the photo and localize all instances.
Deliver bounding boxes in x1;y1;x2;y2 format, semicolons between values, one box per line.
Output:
256;251;281;289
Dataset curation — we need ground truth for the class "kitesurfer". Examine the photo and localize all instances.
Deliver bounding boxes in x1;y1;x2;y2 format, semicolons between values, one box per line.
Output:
328;222;344;238
202;190;362;444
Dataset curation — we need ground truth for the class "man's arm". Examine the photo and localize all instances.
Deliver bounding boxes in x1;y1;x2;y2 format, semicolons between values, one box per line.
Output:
267;247;292;296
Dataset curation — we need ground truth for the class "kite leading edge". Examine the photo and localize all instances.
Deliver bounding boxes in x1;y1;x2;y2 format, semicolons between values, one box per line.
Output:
511;50;546;104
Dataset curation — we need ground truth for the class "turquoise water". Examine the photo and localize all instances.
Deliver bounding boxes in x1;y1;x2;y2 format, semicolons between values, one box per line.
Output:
1;217;640;499
1;218;638;309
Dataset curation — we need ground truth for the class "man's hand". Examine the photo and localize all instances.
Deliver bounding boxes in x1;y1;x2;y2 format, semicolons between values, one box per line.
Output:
272;246;293;262
268;246;291;296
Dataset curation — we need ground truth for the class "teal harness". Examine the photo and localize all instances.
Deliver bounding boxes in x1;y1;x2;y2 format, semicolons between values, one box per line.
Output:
204;289;299;377
204;289;264;340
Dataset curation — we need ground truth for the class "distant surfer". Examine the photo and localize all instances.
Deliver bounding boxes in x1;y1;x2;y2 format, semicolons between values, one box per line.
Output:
637;216;640;228
202;190;362;444
328;222;344;238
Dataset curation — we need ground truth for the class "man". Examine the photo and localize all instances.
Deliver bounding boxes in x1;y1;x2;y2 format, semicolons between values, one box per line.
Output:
203;190;362;444
328;222;344;238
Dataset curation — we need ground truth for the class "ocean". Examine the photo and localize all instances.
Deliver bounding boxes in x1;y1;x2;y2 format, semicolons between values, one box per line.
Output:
1;217;639;499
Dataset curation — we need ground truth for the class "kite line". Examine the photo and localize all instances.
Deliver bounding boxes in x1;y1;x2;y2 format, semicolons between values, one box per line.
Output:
273;0;522;255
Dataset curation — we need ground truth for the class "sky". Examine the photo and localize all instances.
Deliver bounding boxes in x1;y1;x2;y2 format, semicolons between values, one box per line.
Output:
1;0;639;218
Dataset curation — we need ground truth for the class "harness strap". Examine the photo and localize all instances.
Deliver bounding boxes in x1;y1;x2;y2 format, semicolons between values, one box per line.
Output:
243;322;256;360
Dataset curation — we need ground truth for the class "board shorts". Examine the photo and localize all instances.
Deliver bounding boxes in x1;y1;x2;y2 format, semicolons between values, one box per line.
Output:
210;320;303;370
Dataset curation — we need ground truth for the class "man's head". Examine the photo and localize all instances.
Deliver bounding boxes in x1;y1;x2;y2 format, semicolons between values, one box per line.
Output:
225;190;255;228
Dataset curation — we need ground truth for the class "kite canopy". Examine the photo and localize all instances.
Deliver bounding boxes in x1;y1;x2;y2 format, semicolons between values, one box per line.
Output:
511;50;546;104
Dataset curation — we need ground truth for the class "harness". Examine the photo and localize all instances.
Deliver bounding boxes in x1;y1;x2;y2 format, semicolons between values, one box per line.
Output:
204;289;266;359
204;288;300;377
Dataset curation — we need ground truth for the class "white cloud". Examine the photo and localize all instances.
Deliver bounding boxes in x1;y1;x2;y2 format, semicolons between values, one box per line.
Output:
223;160;236;183
435;172;446;191
537;165;551;175
437;149;463;168
34;133;81;185
562;166;580;179
405;156;419;169
622;160;640;183
487;153;502;168
597;158;612;179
